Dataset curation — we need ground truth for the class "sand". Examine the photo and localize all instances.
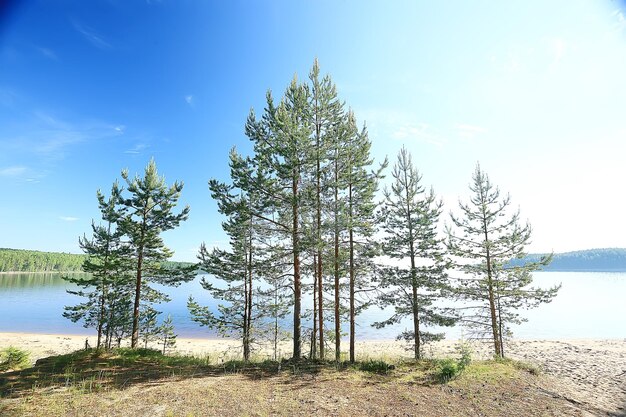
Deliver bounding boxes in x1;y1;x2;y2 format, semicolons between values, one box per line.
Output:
1;332;624;415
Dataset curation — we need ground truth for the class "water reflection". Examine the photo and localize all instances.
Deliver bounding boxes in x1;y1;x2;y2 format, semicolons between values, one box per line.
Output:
0;272;624;340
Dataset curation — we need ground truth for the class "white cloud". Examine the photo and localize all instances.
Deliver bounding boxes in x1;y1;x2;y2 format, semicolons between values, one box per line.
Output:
392;123;446;147
185;95;194;106
72;21;112;49
456;123;487;140
0;112;125;175
0;166;27;177
612;9;626;32
59;216;79;222
124;143;148;154
36;47;58;60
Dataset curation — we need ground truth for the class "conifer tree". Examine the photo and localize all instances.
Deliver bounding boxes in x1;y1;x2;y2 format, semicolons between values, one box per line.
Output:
344;113;387;362
374;148;453;360
159;315;177;354
63;182;133;349
189;213;257;360
245;79;313;359
190;148;276;361
119;159;191;349
446;163;560;357
307;59;343;359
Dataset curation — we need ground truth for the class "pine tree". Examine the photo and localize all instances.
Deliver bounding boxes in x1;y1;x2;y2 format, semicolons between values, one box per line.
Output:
119;159;191;349
159;315;177;354
344;114;387;363
374;147;453;360
307;59;343;359
190;148;274;361
63;182;133;349
245;79;313;360
446;163;560;357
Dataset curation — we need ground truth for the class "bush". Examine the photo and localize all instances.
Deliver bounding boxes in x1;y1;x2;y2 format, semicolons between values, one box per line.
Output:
436;358;459;382
358;360;393;374
436;345;471;383
0;346;31;371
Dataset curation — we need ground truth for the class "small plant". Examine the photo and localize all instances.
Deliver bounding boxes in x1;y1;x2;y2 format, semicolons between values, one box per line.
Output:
358;360;393;374
434;342;473;383
0;347;31;371
436;358;459;382
455;342;472;370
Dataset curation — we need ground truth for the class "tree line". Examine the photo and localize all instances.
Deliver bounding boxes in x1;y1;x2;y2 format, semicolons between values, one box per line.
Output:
0;248;84;272
64;61;559;360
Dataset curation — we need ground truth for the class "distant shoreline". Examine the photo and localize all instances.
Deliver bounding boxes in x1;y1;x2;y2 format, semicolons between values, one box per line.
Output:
0;271;83;275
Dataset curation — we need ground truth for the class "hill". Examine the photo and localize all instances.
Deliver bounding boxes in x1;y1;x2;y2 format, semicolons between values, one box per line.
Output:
0;248;194;273
513;248;626;272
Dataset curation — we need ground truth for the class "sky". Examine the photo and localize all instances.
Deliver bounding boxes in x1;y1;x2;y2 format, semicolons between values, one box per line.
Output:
1;0;626;261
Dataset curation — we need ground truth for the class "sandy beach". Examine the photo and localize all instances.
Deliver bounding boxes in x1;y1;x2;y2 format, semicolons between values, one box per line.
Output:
1;332;624;416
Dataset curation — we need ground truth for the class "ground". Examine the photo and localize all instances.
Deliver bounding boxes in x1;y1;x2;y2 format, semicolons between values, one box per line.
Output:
0;334;624;416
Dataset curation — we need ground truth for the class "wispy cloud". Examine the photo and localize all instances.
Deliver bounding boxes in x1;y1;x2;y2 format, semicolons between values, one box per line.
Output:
456;123;487;140
36;46;58;60
0;112;125;178
124;143;148;154
612;9;626;33
392;123;446;147
72;21;112;49
185;95;194;107
59;216;79;222
0;165;27;177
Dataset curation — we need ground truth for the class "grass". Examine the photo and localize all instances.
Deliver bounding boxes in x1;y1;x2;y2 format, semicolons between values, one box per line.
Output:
0;348;579;417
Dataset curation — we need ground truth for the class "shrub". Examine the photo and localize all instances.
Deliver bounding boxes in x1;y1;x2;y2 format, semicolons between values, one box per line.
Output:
0;346;31;371
456;342;472;370
436;358;459;382
358;360;393;374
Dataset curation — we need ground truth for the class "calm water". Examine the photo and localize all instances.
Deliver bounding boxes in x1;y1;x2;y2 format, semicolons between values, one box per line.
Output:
0;272;624;340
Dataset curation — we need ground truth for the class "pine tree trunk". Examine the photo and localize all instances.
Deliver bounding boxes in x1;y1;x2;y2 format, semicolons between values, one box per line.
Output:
496;285;505;358
131;248;143;349
292;173;302;360
334;154;341;362
274;286;279;361
311;256;317;359
349;183;356;363
483;229;501;357
243;246;250;362
98;222;113;350
316;138;324;360
244;213;253;362
403;166;421;360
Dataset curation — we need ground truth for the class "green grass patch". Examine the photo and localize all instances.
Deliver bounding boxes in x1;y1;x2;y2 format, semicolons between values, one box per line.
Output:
358;360;393;374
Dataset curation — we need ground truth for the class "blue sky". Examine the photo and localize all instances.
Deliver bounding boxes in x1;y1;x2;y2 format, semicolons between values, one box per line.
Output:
1;0;626;261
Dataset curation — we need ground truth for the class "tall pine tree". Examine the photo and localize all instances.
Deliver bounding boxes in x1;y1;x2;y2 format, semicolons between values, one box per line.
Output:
374;147;453;359
119;159;191;349
446;163;559;357
63;182;134;349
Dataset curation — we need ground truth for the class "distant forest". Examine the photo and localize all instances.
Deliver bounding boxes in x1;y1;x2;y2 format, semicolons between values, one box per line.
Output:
0;248;84;272
2;247;626;273
0;248;193;273
512;248;626;272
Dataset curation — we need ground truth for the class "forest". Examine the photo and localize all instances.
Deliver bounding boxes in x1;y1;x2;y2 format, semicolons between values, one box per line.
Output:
0;248;84;272
54;61;560;362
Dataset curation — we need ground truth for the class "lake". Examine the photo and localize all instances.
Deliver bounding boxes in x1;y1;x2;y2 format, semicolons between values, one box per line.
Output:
0;272;624;340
